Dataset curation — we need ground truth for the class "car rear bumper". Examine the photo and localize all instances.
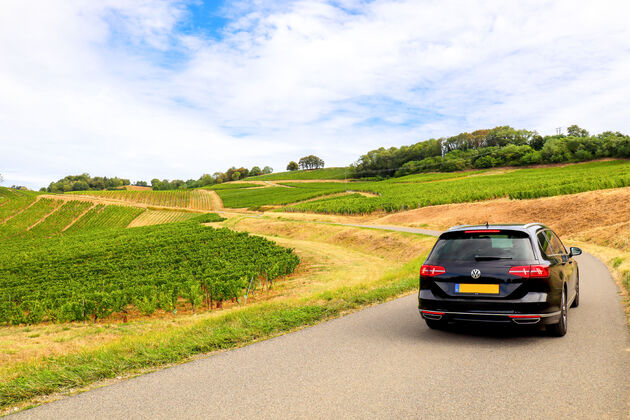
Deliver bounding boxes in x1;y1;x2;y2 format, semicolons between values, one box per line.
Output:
419;309;561;325
419;289;562;325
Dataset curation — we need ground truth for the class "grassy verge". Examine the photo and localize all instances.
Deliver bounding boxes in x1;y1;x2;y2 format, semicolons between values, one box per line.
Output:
570;240;630;324
0;253;425;412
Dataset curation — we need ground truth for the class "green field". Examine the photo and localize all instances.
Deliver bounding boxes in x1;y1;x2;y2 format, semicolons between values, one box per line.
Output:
66;204;146;232
282;160;630;213
0;188;39;221
248;167;348;180
206;182;261;190
0;215;297;325
27;201;93;237
0;198;62;239
215;182;349;208
69;189;214;210
210;161;630;212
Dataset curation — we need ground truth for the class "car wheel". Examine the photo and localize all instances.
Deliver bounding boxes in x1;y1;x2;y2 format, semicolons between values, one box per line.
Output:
548;288;568;337
425;319;445;330
571;272;580;308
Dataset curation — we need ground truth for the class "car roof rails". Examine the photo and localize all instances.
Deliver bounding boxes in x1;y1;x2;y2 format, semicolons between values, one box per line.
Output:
523;222;547;230
448;225;473;231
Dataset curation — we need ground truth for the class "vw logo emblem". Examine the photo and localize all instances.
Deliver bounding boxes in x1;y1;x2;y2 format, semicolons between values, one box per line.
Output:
471;269;481;279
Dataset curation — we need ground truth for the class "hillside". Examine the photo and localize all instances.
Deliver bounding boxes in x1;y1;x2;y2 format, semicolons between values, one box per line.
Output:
247;167;348;181
209;160;630;213
3;159;630;411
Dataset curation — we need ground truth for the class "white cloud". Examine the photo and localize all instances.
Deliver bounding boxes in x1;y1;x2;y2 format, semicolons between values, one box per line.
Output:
1;0;630;188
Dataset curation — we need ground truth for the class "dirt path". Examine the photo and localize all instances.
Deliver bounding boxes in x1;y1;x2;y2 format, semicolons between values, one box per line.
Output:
200;189;223;211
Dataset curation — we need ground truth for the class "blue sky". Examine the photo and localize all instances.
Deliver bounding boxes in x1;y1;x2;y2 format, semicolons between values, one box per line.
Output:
1;0;630;189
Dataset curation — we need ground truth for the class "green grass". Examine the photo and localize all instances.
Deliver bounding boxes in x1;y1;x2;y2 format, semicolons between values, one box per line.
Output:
248;167;348;180
286;160;630;214
206;183;260;190
0;252;426;410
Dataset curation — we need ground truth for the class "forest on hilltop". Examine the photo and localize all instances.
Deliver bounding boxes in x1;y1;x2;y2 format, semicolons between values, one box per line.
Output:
351;125;630;177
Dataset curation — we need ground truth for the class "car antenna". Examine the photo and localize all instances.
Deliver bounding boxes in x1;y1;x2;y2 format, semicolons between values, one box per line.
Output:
485;221;489;228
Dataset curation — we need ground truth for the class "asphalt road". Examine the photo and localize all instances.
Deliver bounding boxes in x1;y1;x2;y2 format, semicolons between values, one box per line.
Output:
12;228;630;419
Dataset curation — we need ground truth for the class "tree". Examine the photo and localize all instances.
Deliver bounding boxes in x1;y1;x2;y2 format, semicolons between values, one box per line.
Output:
298;155;325;170
567;125;589;138
262;166;273;174
249;166;262;176
134;180;148;187
286;161;299;171
0;173;3;184
232;171;241;181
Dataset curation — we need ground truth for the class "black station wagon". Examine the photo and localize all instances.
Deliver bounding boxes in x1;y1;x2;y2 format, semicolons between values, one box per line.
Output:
418;223;581;336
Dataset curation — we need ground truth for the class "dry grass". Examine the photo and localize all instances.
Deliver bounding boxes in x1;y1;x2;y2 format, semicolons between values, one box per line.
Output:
372;187;630;247
232;217;433;262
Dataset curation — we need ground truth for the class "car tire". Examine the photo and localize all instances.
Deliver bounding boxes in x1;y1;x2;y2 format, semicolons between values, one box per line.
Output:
571;272;580;308
425;319;445;330
548;288;568;337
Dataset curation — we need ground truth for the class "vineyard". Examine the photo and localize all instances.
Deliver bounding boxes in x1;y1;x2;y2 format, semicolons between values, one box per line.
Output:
0;188;39;222
27;200;93;237
69;189;216;210
248;167;348;181
65;204;145;232
207;182;261;190
284;160;630;214
215;182;349;209
0;217;298;325
0;198;62;239
128;209;200;227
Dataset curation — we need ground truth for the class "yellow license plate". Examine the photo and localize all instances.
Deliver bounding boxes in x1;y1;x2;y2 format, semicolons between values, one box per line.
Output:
456;283;499;294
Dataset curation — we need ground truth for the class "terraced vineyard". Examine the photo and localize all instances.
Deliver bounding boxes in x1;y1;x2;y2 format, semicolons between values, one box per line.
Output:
215;182;349;209
28;201;93;237
0;218;299;324
65;204;145;232
128;209;200;227
70;189;215;210
0;198;62;239
285;160;630;214
0;188;39;222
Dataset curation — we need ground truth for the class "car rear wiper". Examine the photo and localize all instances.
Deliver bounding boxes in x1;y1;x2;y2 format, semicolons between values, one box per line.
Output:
474;255;513;260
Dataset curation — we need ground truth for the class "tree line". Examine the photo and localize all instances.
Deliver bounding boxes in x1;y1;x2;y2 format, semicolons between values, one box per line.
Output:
45;174;131;193
45;165;275;193
351;125;630;177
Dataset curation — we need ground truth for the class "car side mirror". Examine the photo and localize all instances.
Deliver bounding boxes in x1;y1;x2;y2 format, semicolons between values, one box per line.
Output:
569;247;582;257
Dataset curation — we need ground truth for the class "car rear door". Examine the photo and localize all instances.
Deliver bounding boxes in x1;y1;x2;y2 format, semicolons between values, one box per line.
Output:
550;231;576;301
536;230;564;301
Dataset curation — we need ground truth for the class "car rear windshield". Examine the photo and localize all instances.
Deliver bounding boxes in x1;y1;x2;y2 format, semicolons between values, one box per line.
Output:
429;230;535;262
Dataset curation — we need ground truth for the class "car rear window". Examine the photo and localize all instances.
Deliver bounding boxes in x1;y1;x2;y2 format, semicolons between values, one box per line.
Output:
429;230;535;262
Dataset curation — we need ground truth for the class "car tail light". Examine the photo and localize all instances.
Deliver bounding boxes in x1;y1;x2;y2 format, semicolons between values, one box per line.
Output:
529;265;549;278
464;230;500;233
420;265;446;277
508;265;549;278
